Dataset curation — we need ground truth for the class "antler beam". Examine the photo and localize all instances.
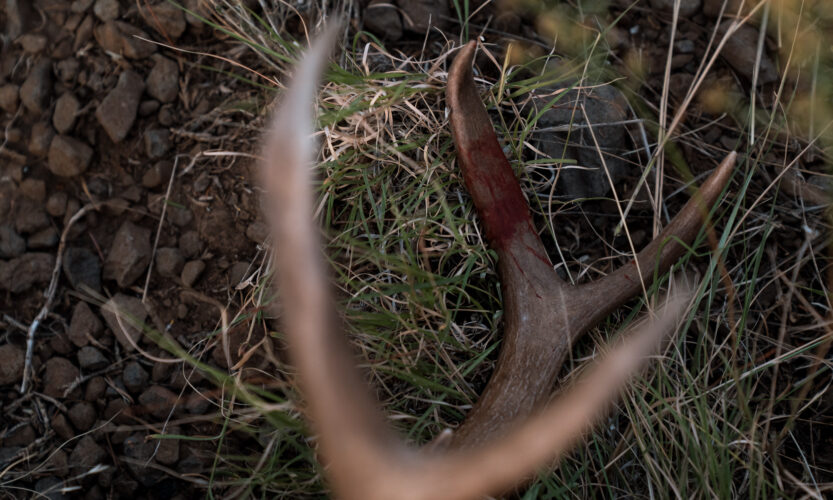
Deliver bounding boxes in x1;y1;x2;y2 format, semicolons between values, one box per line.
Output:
261;33;734;500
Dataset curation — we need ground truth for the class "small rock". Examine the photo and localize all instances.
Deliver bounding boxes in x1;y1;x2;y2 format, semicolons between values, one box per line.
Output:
527;84;631;199
4;424;35;446
228;261;250;286
43;449;69;478
122;361;149;393
13;197;50;234
0;225;26;258
199;207;248;256
77;346;108;371
139;1;187;40
28;121;55;157
63;247;102;292
72;0;95;13
28;227;59;249
52;413;75;441
52;93;80;134
675;39;696;54
46;191;68;217
20;60;52;114
157;104;175;126
178;230;202;259
146;55;179;103
0;252;53;293
0;84;19;113
34;476;67;500
718;21;779;85
154;431;180;465
364;0;402;40
103;221;151;287
73;14;94;52
142;160;173;189
139;99;159;116
69;435;106;469
144;129;171;159
139;385;178;419
648;0;701;16
168;206;193;227
0;344;24;385
84;375;106;401
48;135;93;177
20;178;46;201
5;0;37;39
43;357;79;398
245;221;268;243
18;33;47;53
55;58;80;82
96;70;145;143
69;301;103;347
93;0;119;21
94;21;156;59
397;0;449;33
156;247;184;278
101;293;148;352
180;260;204;288
68;402;96;431
123;433;163;486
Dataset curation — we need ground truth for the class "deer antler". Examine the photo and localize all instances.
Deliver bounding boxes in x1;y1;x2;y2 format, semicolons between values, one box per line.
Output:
261;32;734;500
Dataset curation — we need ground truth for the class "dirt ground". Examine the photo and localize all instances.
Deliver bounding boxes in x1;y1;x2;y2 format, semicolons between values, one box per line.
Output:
0;0;831;498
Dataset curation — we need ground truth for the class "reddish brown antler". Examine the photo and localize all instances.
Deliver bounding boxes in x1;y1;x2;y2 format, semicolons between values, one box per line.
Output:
262;33;733;500
447;41;736;446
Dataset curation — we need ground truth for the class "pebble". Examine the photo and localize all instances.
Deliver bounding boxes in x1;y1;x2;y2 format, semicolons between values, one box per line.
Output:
141;160;173;189
140;1;187;40
48;134;93;177
52;92;80;134
46;191;68;217
69;435;107;468
398;0;450;33
718;21;779;85
364;0;402;40
146;55;179;103
156;247;184;278
0;84;19;113
157;104;175;126
18;33;47;53
20;178;46;201
34;477;67;500
138;385;178;419
154;430;180;465
178;230;202;259
228;261;250;287
703;0;744;17
180;260;204;288
144;128;171;159
527;84;631;199
0;252;52;293
0;344;24;385
52;413;75;441
245;221;268;243
62;246;102;292
28;121;55;157
77;345;108;371
138;99;159;116
68;301;103;347
103;221;151;287
55;57;79;82
0;225;26;258
5;0;37;39
68;402;96;431
14;197;50;233
20;59;52;114
94;21;156;59
28;227;59;248
102;293;148;352
93;0;120;21
122;361;149;393
96;70;145;143
43;357;79;398
84;375;106;401
168;206;193;227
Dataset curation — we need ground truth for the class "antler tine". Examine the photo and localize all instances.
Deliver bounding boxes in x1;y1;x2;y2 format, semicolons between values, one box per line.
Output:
263;32;717;500
445;41;735;447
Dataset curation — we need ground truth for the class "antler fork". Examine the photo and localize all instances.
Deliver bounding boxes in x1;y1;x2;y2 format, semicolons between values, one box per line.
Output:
261;31;735;500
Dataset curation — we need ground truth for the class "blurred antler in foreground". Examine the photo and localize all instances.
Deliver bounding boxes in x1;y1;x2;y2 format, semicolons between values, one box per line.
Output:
261;31;734;500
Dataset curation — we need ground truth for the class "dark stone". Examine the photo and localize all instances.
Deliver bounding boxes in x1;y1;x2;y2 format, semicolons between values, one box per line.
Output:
69;301;103;347
43;357;80;398
77;345;108;371
138;385;178;419
0;343;24;385
20;59;52;114
63;247;102;292
95;70;145;143
0;225;25;258
364;0;402;40
122;361;149;393
0;252;53;293
68;401;96;431
103;221;151;287
48;135;93;177
101;293;148;352
68;435;106;469
146;55;179;103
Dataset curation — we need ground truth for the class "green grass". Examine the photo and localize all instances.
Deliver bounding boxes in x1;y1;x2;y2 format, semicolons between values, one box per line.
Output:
138;0;833;497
